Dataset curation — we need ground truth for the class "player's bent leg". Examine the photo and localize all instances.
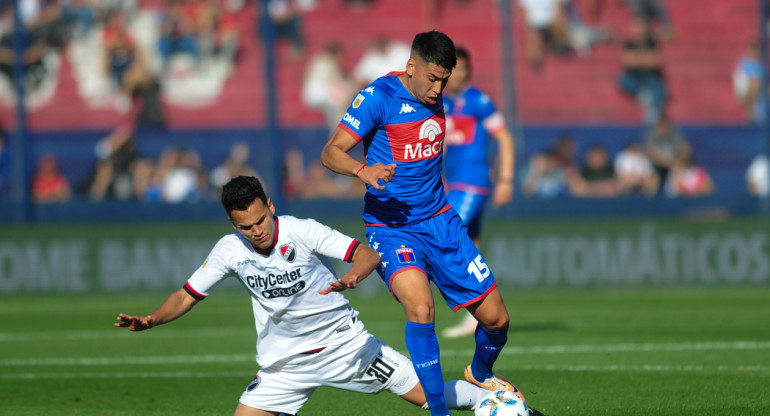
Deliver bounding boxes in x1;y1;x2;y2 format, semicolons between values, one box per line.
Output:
464;287;518;394
467;287;509;331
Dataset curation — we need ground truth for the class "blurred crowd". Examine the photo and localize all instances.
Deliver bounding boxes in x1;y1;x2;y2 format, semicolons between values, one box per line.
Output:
0;0;767;205
0;0;243;126
522;117;722;199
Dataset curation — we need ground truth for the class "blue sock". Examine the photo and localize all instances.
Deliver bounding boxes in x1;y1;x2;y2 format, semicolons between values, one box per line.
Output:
405;321;449;416
471;326;508;381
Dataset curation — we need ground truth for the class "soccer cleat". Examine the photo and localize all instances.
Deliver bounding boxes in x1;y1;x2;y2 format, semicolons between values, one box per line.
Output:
528;407;548;416
464;365;522;396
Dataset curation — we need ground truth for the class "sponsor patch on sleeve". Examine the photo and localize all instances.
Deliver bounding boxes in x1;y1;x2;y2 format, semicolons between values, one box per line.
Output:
353;93;365;108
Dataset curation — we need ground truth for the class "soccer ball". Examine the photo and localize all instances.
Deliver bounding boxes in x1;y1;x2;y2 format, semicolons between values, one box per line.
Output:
474;390;529;416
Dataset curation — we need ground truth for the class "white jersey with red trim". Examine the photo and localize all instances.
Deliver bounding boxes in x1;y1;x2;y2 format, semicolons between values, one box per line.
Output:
185;215;365;368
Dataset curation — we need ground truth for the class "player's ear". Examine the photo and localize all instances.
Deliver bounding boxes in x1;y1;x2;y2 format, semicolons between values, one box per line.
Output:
405;57;415;76
267;198;275;214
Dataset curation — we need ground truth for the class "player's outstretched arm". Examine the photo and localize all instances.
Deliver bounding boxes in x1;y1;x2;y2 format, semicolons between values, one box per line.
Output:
321;127;395;190
114;288;199;331
319;244;380;294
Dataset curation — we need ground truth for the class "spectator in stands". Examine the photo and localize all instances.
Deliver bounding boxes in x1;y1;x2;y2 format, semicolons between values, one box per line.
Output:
60;0;97;40
179;0;239;68
100;9;165;128
283;147;364;200
352;36;410;88
263;0;306;58
160;147;209;203
565;0;613;58
733;41;766;125
614;141;659;196
209;141;260;194
31;154;71;204
102;10;152;98
522;151;569;197
643;115;690;186
617;18;667;124
208;5;241;65
85;126;152;201
18;0;68;48
549;133;580;185
571;144;620;197
0;10;50;91
622;0;674;41
157;0;201;68
746;153;769;197
517;0;572;69
664;154;714;197
302;43;356;131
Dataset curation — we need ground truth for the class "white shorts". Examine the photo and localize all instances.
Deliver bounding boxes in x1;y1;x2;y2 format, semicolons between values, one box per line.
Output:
238;329;419;415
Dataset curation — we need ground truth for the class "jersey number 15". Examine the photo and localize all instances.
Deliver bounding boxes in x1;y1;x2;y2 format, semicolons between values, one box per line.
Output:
467;255;490;282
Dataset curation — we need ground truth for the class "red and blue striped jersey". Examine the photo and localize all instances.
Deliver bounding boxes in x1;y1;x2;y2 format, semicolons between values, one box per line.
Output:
338;73;450;227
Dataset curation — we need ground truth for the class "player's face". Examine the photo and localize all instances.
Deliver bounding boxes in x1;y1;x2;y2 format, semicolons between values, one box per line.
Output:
229;198;276;250
406;56;452;105
446;56;469;95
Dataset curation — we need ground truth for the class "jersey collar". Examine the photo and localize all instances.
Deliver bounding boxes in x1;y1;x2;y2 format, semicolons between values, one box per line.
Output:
252;217;279;255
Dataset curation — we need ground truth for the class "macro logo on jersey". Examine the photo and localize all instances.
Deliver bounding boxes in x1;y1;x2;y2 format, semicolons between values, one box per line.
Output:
445;114;476;146
245;268;306;298
386;115;445;162
279;243;297;262
395;247;415;264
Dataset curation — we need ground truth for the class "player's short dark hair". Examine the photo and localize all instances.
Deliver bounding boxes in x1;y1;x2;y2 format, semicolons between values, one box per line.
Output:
221;176;268;215
411;31;456;71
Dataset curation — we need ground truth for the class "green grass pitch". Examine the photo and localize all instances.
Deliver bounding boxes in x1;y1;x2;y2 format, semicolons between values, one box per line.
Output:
1;287;769;415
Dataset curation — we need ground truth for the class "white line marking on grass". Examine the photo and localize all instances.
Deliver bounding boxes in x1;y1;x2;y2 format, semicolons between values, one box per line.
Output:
1;365;768;381
441;340;770;357
2;341;769;368
0;327;254;342
0;354;254;367
510;364;770;373
0;371;249;380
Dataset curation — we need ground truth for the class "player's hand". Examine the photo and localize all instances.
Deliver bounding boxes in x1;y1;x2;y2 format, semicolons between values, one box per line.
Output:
493;181;514;208
114;313;154;331
318;276;358;295
358;163;396;190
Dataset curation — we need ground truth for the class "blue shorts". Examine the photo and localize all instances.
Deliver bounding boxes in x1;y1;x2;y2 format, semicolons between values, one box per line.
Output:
365;209;496;311
447;189;487;239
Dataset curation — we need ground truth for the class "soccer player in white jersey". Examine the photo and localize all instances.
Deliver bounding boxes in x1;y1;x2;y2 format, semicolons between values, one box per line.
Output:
114;176;488;416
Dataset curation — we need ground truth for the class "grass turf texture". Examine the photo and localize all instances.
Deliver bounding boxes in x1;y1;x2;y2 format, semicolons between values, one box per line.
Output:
1;287;769;415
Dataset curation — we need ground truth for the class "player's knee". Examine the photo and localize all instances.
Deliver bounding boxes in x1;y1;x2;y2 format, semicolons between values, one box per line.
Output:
484;316;509;332
406;303;435;323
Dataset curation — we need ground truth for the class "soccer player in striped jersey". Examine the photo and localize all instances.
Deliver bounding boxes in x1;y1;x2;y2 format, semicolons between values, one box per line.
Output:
441;46;516;339
321;31;520;416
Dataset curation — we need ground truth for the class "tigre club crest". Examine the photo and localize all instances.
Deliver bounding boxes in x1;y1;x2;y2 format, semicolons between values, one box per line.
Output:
280;243;297;262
